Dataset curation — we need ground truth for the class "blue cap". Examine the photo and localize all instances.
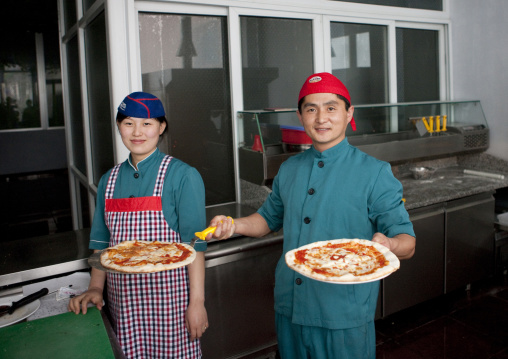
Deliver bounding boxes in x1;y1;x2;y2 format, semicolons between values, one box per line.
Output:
117;92;165;118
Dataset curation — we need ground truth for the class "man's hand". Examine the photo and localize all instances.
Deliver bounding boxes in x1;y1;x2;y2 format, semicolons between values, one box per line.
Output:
207;215;235;240
371;232;415;260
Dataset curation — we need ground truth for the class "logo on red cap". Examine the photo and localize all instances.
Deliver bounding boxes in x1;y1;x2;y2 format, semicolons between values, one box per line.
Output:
308;76;322;83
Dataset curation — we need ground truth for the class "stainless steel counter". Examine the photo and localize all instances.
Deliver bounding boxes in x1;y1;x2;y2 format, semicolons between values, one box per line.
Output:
0;229;93;288
0;203;265;288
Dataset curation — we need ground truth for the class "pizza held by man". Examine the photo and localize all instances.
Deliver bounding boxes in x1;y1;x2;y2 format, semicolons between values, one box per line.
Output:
285;238;400;283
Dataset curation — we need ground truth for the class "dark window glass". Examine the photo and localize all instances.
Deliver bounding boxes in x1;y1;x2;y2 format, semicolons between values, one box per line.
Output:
331;0;442;11
45;29;64;127
396;28;439;102
330;22;388;105
139;13;234;205
240;16;314;110
63;0;77;31
330;22;388;135
66;36;87;175
83;0;96;13
85;12;114;186
0;33;39;130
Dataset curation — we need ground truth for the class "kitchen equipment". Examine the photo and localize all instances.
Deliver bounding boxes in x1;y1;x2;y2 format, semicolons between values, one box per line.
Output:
410;166;436;180
280;125;312;145
191;217;234;246
0;296;41;328
463;169;505;180
0;288;48;318
252;135;263;152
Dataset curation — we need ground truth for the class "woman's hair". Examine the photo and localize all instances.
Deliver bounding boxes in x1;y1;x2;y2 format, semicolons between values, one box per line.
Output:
116;112;168;135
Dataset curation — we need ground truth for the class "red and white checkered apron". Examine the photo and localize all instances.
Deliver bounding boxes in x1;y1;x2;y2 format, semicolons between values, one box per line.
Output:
104;155;201;359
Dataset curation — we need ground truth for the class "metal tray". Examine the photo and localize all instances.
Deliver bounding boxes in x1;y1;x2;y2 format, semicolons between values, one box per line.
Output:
88;252;127;274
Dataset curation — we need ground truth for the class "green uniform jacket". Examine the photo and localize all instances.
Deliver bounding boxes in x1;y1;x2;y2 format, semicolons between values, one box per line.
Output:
89;149;207;252
258;138;414;329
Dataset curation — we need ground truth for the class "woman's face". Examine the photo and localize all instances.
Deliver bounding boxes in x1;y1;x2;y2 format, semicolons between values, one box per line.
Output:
118;117;166;165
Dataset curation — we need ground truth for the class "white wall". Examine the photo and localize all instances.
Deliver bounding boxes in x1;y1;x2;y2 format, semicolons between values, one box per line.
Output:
449;0;508;161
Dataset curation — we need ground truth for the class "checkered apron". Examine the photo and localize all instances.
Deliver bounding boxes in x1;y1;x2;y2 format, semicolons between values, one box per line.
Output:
104;155;201;359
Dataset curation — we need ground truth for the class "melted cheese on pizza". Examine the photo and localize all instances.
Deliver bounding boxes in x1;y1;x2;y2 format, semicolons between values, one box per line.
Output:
294;242;388;277
106;241;192;266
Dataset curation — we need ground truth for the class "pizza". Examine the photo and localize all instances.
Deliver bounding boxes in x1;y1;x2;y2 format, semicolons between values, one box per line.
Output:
100;240;196;273
285;239;400;283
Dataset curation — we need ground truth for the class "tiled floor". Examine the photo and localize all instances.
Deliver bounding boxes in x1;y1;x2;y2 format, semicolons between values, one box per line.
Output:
255;274;508;359
375;274;508;359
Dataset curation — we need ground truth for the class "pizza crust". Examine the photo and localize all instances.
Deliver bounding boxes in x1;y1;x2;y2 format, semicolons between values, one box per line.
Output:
100;240;196;274
285;238;400;283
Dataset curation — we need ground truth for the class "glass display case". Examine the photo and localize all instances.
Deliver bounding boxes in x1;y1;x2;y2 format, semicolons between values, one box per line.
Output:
237;100;489;185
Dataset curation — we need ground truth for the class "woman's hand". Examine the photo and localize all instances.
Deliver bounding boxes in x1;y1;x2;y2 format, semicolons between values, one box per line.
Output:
68;287;104;314
185;300;209;341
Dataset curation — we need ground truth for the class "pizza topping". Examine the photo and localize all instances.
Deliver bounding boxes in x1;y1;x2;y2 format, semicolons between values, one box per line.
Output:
108;241;192;266
287;239;398;282
100;240;196;273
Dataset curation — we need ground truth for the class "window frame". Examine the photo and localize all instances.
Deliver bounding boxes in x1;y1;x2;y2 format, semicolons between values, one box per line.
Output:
58;0;452;227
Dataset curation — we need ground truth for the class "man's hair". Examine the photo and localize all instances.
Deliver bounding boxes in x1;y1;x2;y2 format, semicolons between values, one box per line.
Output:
298;94;350;113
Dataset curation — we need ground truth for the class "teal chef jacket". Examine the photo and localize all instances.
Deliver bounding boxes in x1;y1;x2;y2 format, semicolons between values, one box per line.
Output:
89;148;207;252
258;138;414;329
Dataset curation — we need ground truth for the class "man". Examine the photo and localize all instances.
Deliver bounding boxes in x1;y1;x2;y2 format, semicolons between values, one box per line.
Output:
209;72;415;358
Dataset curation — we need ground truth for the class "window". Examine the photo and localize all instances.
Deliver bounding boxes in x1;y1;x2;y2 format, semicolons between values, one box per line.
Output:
396;28;440;102
85;12;114;186
65;36;87;176
57;1;449;226
331;0;442;11
330;22;388;105
59;0;113;229
0;1;63;131
240;16;314;110
139;13;234;205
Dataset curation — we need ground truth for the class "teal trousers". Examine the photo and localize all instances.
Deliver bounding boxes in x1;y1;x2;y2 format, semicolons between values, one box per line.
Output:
275;313;376;359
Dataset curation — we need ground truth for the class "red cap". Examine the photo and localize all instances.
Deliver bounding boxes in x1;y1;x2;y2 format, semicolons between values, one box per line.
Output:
298;72;356;131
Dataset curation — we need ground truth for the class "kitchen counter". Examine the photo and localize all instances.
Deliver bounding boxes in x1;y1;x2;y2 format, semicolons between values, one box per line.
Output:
0;229;93;288
394;153;508;210
399;166;508;210
0;203;262;289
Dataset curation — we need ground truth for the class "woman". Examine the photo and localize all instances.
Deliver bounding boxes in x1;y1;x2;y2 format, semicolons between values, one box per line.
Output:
69;92;208;358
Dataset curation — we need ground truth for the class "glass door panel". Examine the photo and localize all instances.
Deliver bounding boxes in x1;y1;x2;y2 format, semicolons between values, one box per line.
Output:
240;16;313;110
139;13;234;205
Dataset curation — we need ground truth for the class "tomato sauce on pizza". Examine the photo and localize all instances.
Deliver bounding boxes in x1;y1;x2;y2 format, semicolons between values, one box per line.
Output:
286;239;400;283
100;240;196;273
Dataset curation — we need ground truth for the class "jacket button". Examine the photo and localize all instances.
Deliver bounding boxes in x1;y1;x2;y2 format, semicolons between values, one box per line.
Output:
308;188;315;195
304;217;311;224
318;161;324;168
134;173;139;178
295;278;302;285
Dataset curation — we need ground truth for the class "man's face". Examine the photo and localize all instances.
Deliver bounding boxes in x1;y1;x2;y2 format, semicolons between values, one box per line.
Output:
297;93;354;152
